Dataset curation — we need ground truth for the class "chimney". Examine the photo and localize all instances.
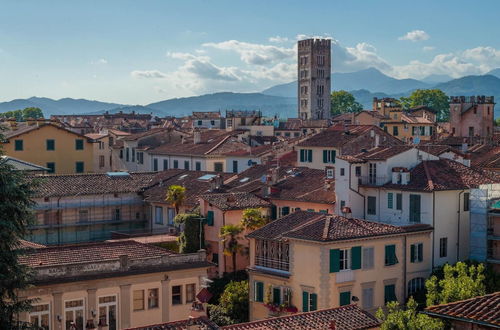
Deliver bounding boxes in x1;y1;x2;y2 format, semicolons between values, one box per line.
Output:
194;130;201;144
119;255;128;269
375;134;380;148
324;179;333;191
26;117;36;126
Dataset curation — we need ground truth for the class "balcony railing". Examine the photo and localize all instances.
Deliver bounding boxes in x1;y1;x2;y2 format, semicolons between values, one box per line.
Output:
358;176;389;186
336;270;355;283
255;257;289;272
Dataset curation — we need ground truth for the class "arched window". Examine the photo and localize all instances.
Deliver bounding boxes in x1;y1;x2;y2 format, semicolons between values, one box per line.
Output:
408;277;425;296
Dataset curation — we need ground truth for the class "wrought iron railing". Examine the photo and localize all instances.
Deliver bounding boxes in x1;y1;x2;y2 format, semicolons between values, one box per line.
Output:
255;257;289;272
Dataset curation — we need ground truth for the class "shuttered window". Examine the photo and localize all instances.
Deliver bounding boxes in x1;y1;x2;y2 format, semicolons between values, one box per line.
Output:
410;243;423;263
362;287;374;309
254;281;264;302
206;211;214;226
302;292;318;312
329;249;340;273
75;139;84;150
385;245;398;266
367;196;376;215
14;139;23;151
396;193;402;210
339;291;351;306
281;206;290;217
384;284;397;304
351;246;361;270
362;247;374;269
272;287;281;305
322;150;336;164
409;194;421;223
387;193;393;209
300;149;313;163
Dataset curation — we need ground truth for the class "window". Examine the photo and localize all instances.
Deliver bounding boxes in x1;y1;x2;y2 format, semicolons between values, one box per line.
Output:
367;196;376;215
410;243;423;263
339;249;350;271
420;126;425;136
362;287;374;309
300;149;313;163
99;155;105;168
195;161;201;171
184;160;189;170
113;208;121;221
132;148;135;162
206;211;214;226
409;194;421;223
368;163;377;184
232;160;238;173
98;296;117;330
281;206;290;217
340;200;345;209
302;291;317;312
75;161;84;173
133;290;145;311
119;149;123;159
46;162;55;174
211;120;215;126
362;247;374;269
155;206;163;225
385;244;398;266
392;126;399;136
197;120;202;126
408;278;425;296
186;284;196;303
387;193;393;209
384;284;397;303
14;139;23;151
173;160;178;169
75;139;84;150
172;285;182;305
148;288;159;309
326;168;334;179
212;253;219;265
355;166;361;177
167;208;175;225
464;192;470;211
163;159;168;170
30;304;50;330
254;281;264;302
137;152;144;164
396;193;402;210
439;237;448;258
340;168;345;176
322;149;336;163
126;148;130;161
46;139;55;151
153;159;158;171
214;162;223;172
340;291;351;306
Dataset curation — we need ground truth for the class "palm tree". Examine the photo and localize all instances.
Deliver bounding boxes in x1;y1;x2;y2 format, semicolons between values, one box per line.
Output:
240;208;267;231
165;185;186;214
220;224;244;274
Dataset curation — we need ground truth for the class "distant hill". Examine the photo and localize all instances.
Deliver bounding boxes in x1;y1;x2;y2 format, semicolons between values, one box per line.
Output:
85;105;158;115
421;74;454;84
434;75;500;96
146;92;297;118
487;68;500;79
0;97;125;117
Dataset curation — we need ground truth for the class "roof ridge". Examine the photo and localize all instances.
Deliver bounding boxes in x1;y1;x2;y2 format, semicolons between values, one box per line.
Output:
204;134;233;155
426;292;500;310
422;161;435;191
283;213;325;237
322;216;331;240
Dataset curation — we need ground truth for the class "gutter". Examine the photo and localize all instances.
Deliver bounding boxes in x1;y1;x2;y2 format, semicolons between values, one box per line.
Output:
432;191;436;268
457;190;464;263
422;311;500;329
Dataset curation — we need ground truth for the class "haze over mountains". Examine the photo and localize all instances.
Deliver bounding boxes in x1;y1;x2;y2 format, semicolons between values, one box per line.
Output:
1;68;499;119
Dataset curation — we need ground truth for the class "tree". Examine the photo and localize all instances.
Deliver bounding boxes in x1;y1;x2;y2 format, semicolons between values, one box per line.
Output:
165;185;186;214
240;208;267;231
376;298;443;330
330;90;363;115
219;280;249;324
21;107;43;120
220;224;244;274
173;213;204;253
426;261;485;307
399;89;449;122
0;132;38;326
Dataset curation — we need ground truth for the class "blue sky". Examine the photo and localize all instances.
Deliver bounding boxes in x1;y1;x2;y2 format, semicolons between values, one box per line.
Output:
0;0;499;104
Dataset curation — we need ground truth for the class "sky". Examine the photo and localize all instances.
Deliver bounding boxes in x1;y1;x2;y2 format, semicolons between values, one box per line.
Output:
0;0;499;104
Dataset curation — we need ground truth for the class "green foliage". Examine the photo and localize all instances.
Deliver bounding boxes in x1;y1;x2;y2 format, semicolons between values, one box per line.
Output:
175;213;204;253
220;224;244;274
208;280;249;326
399;89;449;121
207;304;236;326
495;118;500;126
330;90;363;115
207;270;248;305
0;138;38;326
376;297;443;330
152;240;179;253
240;208;267;231
165;185;186;214
0;107;44;121
426;262;485;307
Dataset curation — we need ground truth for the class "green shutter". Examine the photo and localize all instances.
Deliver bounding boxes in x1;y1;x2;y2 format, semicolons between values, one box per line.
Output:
310;293;317;311
323;150;328;163
207;211;214;226
329;249;340;273
308;149;312;162
384;284;396;303
385;245;397;266
15;140;23;151
302;292;309;312
331;150;336;164
409;195;421;223
418;243;423;262
255;282;264;302
351;246;361;270
340;291;351;306
410;244;416;263
396;193;402;210
387;193;393;209
300;149;305;162
273;288;281;305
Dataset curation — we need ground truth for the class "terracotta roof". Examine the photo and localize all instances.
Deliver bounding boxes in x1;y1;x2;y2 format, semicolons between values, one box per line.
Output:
199;192;270;211
400;113;434;124
192;111;221;119
408;105;437;114
122;128;169;141
33;172;165;197
297;125;403;154
18;239;46;249
222;305;381;330
143;170;233;207
384;159;500;191
19;240;173;268
223;144;273;157
468;145;500;170
355;110;386;119
3;122;91;140
352;146;414;161
0;155;49;171
85;133;107;140
125;317;219;330
424;292;500;327
149;130;237;156
108;128;131;136
417;145;464;157
248;211;432;242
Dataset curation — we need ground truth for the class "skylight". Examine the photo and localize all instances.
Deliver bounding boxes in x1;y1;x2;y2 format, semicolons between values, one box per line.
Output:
106;172;130;178
178;174;188;180
198;174;216;181
239;177;250;183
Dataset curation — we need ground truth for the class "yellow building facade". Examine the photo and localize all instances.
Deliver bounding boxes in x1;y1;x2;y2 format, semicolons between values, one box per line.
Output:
2;122;94;174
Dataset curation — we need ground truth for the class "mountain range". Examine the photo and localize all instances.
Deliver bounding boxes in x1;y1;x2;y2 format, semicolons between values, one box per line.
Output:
1;68;499;119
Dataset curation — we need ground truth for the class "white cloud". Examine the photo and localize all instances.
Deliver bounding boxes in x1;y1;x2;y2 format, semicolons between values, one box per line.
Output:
269;36;289;43
202;40;295;65
131;70;168;79
332;40;392;73
398;30;430;42
462;46;500;67
423;46;435;52
166;52;241;81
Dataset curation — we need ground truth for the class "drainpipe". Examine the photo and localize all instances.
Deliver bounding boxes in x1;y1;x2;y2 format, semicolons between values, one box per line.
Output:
457;190;465;263
348;164;365;218
432;191;436;268
403;235;407;301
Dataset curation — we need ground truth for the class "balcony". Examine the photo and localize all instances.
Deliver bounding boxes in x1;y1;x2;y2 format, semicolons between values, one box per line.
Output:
336;270;355;283
255;257;289;273
358;176;388;186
